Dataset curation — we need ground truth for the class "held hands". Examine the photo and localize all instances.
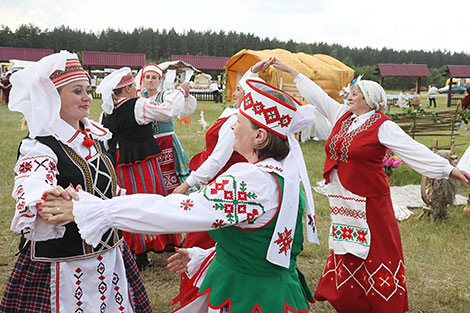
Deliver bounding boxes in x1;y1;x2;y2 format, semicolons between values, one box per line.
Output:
37;185;82;224
166;248;190;274
450;168;470;187
272;57;299;78
251;57;276;74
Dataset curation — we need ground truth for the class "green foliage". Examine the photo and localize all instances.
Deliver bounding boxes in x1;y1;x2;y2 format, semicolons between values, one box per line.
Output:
1;24;469;72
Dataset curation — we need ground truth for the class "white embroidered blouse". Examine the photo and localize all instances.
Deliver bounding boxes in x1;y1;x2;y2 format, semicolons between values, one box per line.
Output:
293;73;454;179
11;118;124;242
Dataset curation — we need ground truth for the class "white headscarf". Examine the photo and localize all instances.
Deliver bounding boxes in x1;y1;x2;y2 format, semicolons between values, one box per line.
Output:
8;51;87;138
355;77;387;111
97;67;133;114
239;78;319;269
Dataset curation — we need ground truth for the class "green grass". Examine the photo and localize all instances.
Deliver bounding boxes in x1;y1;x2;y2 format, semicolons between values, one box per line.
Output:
0;94;469;312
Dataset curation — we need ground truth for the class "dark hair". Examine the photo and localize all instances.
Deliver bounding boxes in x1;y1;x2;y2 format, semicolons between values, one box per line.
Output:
250;122;290;161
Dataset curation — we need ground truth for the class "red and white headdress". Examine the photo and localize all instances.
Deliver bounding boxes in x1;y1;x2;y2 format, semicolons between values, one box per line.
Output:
239;79;299;139
8;51;89;138
96;67;135;114
239;77;319;268
49;58;88;88
135;64;163;95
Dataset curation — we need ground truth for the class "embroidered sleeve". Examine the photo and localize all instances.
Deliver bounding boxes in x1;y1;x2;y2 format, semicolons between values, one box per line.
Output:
11;139;66;241
134;88;195;125
74;164;279;247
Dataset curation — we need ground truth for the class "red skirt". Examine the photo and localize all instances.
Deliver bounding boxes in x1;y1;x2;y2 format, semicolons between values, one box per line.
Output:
155;134;180;194
116;155;182;254
314;195;409;313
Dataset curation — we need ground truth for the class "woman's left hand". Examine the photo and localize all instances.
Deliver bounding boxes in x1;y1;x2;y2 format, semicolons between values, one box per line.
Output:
166;248;190;274
38;195;75;224
450;168;470;187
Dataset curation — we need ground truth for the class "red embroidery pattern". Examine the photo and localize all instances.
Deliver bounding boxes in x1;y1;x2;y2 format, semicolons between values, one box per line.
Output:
243;92;292;129
327;194;366;203
329;113;382;163
212;219;226;229
112;272;125;312
15;156;57;182
180;199;194;211
204;174;265;225
331;223;369;246
255;163;284;173
74;267;84;310
330;206;367;220
274;227;293;255
96;255;107;311
322;252;407;301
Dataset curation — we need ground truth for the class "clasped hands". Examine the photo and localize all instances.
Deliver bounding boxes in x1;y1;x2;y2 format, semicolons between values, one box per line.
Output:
37;184;80;224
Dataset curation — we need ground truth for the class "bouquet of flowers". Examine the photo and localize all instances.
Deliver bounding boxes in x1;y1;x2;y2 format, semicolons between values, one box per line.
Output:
383;148;402;176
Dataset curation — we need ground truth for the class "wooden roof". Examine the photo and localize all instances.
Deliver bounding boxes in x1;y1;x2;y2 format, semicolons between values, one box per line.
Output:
444;65;470;78
0;47;53;62
374;63;430;77
171;55;229;71
82;51;146;68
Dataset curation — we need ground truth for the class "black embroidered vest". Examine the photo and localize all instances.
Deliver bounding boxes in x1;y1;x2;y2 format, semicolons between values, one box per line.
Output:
27;136;123;261
105;98;162;165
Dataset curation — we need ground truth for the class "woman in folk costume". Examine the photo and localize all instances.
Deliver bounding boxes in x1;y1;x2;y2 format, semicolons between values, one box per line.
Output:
39;73;321;313
0;51;153;313
98;67;196;269
136;64;196;193
274;59;470;313
170;60;275;306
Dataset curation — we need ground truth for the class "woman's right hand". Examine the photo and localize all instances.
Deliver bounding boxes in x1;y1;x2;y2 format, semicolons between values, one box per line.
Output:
172;182;190;194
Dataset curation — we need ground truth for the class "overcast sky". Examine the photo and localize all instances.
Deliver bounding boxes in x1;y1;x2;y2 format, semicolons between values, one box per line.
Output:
1;0;469;54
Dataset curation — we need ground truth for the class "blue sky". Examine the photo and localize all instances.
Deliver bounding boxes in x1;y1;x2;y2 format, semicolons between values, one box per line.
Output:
1;0;469;54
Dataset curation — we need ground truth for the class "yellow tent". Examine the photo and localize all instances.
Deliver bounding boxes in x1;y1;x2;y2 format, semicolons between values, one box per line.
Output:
225;49;354;103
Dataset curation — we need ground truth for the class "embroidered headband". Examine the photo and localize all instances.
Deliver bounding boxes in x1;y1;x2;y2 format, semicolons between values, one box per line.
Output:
49;58;88;88
239;79;300;139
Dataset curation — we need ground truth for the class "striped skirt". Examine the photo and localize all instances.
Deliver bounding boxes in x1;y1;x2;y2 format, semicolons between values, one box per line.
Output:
116;155;183;254
155;134;191;192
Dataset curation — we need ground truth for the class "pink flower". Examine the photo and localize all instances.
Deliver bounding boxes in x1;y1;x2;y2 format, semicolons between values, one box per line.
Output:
385;148;392;154
384;158;394;167
391;158;402;168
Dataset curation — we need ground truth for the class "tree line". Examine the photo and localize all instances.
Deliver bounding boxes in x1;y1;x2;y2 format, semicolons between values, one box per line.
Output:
1;24;469;89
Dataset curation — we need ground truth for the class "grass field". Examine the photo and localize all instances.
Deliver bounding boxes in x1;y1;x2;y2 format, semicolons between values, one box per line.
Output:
0;94;469;312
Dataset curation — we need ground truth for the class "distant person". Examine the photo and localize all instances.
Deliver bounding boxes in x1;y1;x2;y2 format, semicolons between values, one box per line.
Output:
210;80;220;103
0;71;12;104
460;85;470;130
137;64;196;192
427;85;438;108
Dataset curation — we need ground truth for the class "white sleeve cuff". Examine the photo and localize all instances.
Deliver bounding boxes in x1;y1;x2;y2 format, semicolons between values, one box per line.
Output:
73;190;112;247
